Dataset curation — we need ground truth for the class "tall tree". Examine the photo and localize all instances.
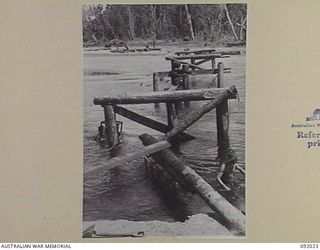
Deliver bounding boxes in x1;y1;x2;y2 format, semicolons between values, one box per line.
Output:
150;5;157;39
223;4;239;40
236;16;247;41
184;5;195;40
127;6;135;40
100;5;118;39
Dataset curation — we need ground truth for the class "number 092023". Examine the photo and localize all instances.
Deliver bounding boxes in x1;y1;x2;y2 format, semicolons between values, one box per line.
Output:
300;244;319;248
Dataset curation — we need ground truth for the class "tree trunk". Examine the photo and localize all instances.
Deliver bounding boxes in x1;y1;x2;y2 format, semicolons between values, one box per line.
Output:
158;5;162;37
155;5;166;39
101;9;118;39
184;5;195;40
127;6;135;40
238;17;247;41
223;4;239;40
91;34;98;44
150;5;157;39
179;5;183;38
206;17;215;40
217;6;224;38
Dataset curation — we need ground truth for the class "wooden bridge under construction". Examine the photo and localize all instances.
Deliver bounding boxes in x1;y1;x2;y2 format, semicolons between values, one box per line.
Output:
85;48;245;236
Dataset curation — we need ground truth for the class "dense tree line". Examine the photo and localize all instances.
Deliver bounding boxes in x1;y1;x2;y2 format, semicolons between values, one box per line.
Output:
82;4;247;45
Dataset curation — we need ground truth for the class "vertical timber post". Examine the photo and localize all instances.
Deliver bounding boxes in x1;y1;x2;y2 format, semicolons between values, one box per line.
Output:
182;64;190;108
216;62;230;159
166;102;174;130
211;58;215;72
170;60;183;111
182;64;190;90
170;60;174;84
103;105;118;148
173;102;181;152
153;72;160;108
166;102;180;153
191;58;195;70
217;62;224;88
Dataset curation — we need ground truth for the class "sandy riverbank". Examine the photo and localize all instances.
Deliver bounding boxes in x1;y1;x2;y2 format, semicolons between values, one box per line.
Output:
83;213;234;238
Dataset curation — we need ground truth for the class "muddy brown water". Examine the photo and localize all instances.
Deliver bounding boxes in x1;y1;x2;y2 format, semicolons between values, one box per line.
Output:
83;46;245;224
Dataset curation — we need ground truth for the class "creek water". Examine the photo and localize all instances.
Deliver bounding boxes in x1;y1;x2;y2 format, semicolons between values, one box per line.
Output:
83;47;245;224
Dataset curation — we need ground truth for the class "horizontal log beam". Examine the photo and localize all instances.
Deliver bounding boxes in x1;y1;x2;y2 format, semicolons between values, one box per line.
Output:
94;87;236;105
190;69;231;75
139;134;245;235
113;105;195;141
165;57;204;70
175;48;216;55
173;54;230;60
156;68;231;77
84;140;172;175
221;51;242;55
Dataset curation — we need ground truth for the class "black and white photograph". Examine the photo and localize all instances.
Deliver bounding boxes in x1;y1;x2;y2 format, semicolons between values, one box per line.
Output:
82;3;247;238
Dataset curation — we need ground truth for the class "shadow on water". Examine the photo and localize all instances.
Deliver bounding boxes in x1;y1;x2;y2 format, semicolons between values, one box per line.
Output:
83;48;246;224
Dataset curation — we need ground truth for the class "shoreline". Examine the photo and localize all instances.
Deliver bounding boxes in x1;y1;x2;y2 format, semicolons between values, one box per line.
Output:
83;213;236;237
84;38;246;49
83;44;246;56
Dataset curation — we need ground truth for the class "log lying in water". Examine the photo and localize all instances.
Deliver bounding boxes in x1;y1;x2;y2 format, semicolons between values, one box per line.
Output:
84;140;171;175
175;48;216;55
172;54;230;60
139;133;245;235
94;87;236;105
164;86;238;140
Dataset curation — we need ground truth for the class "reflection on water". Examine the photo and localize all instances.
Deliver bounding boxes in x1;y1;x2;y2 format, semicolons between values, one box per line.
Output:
83;47;245;223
